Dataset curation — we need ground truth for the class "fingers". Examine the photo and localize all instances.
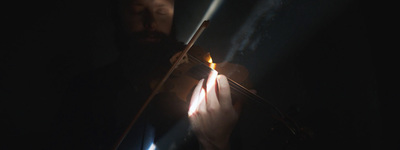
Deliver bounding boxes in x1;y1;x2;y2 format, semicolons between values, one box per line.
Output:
169;51;189;64
188;71;233;117
206;70;219;111
188;79;204;116
198;88;207;113
217;75;232;110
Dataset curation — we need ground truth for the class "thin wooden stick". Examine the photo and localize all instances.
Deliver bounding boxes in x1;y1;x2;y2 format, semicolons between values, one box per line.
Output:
112;20;210;150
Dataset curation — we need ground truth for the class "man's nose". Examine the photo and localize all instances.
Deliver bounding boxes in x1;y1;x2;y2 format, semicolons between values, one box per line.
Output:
143;11;157;30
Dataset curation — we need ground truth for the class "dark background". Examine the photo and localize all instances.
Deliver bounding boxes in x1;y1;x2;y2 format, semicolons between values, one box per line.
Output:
1;0;396;149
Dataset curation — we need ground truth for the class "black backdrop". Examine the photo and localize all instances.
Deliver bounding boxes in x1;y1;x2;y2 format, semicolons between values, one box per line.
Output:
2;0;396;149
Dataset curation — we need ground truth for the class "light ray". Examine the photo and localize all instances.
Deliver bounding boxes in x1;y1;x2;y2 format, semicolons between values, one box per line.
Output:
185;0;224;44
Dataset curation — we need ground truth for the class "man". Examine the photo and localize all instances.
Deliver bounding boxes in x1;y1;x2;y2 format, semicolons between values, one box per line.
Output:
55;0;240;149
116;0;240;149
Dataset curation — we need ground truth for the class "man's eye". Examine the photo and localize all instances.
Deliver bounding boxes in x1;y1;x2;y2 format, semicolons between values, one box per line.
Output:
156;8;169;15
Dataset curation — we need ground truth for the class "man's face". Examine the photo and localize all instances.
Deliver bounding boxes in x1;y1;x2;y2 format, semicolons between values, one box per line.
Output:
121;0;174;44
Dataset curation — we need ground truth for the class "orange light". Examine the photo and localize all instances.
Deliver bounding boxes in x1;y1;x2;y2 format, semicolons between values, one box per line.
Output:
208;57;216;70
208;57;213;63
209;63;216;70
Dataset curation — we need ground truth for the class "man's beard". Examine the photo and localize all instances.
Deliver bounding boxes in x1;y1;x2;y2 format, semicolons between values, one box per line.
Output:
119;30;183;80
128;30;170;46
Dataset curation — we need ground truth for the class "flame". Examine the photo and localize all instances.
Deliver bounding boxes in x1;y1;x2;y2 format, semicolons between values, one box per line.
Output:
208;57;216;70
208;57;213;63
209;63;216;70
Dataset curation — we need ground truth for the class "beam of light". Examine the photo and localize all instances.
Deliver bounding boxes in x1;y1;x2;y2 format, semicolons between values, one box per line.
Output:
223;0;283;62
147;143;156;150
188;70;218;116
185;0;224;44
201;0;224;22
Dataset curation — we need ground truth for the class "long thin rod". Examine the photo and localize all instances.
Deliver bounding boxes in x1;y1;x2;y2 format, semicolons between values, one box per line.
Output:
112;20;210;150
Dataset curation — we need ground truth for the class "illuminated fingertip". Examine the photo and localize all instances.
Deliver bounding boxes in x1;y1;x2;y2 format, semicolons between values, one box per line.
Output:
188;111;193;116
206;70;218;92
188;86;206;117
188;102;198;117
217;74;223;79
212;70;218;76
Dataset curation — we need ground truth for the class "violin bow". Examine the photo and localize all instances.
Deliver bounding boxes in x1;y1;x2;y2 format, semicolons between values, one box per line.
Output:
112;20;210;150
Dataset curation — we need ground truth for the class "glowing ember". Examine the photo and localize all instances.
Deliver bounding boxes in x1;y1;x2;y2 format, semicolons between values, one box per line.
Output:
208;57;213;63
208;57;216;70
209;63;216;70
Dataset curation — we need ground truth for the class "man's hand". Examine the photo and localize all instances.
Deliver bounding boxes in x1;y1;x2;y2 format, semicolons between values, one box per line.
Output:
188;71;239;150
